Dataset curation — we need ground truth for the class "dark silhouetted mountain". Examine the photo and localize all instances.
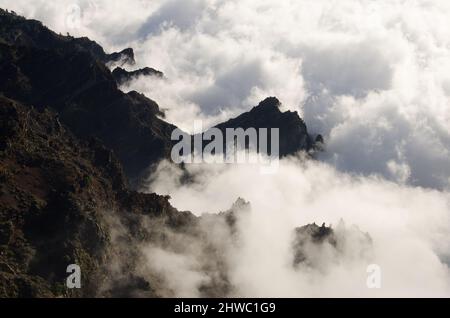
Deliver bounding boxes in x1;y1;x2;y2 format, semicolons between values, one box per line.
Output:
112;66;164;85
213;97;315;156
104;48;135;66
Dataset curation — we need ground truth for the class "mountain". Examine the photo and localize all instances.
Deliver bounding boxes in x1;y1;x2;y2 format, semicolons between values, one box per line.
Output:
0;9;342;298
1;9;319;183
214;97;315;156
0;9;135;65
0;9;175;183
0;95;199;297
112;66;164;85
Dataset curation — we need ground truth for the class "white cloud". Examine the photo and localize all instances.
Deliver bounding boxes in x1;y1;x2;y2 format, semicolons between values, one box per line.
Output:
146;157;450;297
3;0;450;296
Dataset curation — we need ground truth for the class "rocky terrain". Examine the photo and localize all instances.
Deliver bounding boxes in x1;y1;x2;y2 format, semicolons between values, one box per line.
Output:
0;9;371;297
0;95;198;297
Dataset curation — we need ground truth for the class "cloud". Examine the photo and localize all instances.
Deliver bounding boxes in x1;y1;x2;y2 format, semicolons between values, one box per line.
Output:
137;0;207;39
99;0;450;189
301;40;394;97
146;157;450;297
3;0;450;296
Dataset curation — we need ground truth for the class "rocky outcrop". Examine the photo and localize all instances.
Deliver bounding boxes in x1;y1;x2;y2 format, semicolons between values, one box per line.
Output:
105;48;135;66
214;97;315;156
112;66;163;85
293;221;373;268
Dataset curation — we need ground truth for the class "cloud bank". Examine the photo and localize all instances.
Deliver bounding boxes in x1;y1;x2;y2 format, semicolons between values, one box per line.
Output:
2;0;450;297
145;157;450;297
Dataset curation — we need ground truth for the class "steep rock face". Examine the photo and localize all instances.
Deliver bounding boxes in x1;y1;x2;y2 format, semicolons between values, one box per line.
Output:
0;95;118;297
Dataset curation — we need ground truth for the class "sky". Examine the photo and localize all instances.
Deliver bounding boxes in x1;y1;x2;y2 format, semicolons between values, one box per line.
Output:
2;0;450;297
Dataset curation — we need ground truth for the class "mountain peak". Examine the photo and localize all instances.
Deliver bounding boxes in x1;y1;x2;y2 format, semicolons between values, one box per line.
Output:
256;97;281;110
213;97;316;156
